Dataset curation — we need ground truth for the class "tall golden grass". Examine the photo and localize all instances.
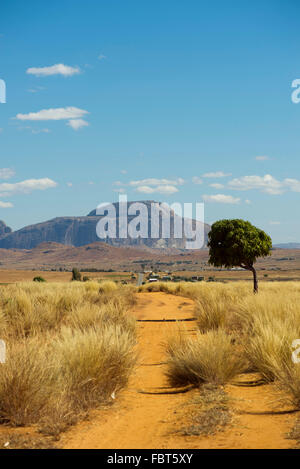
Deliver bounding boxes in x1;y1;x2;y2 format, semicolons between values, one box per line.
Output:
165;329;246;386
153;281;300;406
0;281;137;434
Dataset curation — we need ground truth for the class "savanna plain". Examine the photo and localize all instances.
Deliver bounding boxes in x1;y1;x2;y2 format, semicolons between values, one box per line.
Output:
1;277;300;449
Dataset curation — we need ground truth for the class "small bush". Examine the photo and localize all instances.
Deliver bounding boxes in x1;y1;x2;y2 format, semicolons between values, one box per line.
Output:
71;268;81;282
33;276;46;283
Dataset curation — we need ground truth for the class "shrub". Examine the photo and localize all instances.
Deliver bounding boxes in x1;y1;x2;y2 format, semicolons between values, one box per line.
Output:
33;276;46;283
71;268;81;282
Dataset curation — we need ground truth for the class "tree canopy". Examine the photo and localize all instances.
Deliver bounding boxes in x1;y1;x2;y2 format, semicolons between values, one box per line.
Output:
207;219;272;292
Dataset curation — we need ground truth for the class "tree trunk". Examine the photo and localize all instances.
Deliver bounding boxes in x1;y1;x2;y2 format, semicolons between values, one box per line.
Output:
239;264;259;293
249;266;258;293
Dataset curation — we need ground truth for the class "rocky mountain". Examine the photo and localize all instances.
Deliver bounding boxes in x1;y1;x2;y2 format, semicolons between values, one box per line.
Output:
0;201;210;250
0;221;12;239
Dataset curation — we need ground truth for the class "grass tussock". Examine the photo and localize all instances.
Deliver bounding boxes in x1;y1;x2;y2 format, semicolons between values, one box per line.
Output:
165;329;246;387
56;325;136;410
0;281;137;436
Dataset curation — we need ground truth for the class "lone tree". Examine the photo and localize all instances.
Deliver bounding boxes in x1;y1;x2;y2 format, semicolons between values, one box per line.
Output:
207;219;272;293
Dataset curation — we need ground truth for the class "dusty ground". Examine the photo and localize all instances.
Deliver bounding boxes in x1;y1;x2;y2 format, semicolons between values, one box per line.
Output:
0;269;133;284
60;292;298;449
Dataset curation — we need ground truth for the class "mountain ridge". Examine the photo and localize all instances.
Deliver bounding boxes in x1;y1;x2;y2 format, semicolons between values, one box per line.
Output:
0;201;210;250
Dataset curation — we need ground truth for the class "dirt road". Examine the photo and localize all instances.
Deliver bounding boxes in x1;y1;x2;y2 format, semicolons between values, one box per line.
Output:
61;292;298;449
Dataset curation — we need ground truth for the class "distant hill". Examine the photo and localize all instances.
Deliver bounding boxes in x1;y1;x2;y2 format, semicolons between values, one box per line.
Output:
0;201;210;250
0;241;209;271
274;243;300;249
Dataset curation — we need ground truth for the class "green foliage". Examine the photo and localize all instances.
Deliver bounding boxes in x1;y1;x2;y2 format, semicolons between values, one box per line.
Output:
33;276;46;283
208;219;272;269
71;268;82;282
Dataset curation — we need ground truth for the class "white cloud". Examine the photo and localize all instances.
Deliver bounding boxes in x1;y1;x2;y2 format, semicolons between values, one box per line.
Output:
130;178;185;187
136;185;179;195
67;119;89;130
284;178;300;193
203;171;232;178
0;201;13;208
0;178;57;197
229;174;282;194
135;185;155;194
16;107;89;121
115;177;184;195
255;155;270;161
98;54;106;61
228;174;300;195
203;194;240;204
26;64;80;77
0;168;15;180
192;177;203;185
209;183;224;189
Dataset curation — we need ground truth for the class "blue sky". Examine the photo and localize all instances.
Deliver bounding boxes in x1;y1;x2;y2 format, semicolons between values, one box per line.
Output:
1;0;300;243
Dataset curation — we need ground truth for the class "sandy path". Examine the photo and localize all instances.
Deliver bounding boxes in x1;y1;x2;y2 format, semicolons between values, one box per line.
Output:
61;292;298;449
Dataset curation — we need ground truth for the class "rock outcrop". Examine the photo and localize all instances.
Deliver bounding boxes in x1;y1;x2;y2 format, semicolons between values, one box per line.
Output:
0;221;12;239
0;201;210;250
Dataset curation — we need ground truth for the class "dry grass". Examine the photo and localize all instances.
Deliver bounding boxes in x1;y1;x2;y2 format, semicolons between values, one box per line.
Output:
0;338;57;426
55;325;136;411
286;417;300;448
176;384;232;436
235;288;300;391
0;281;137;436
0;432;56;449
165;329;246;387
0;281;136;339
161;281;300;411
